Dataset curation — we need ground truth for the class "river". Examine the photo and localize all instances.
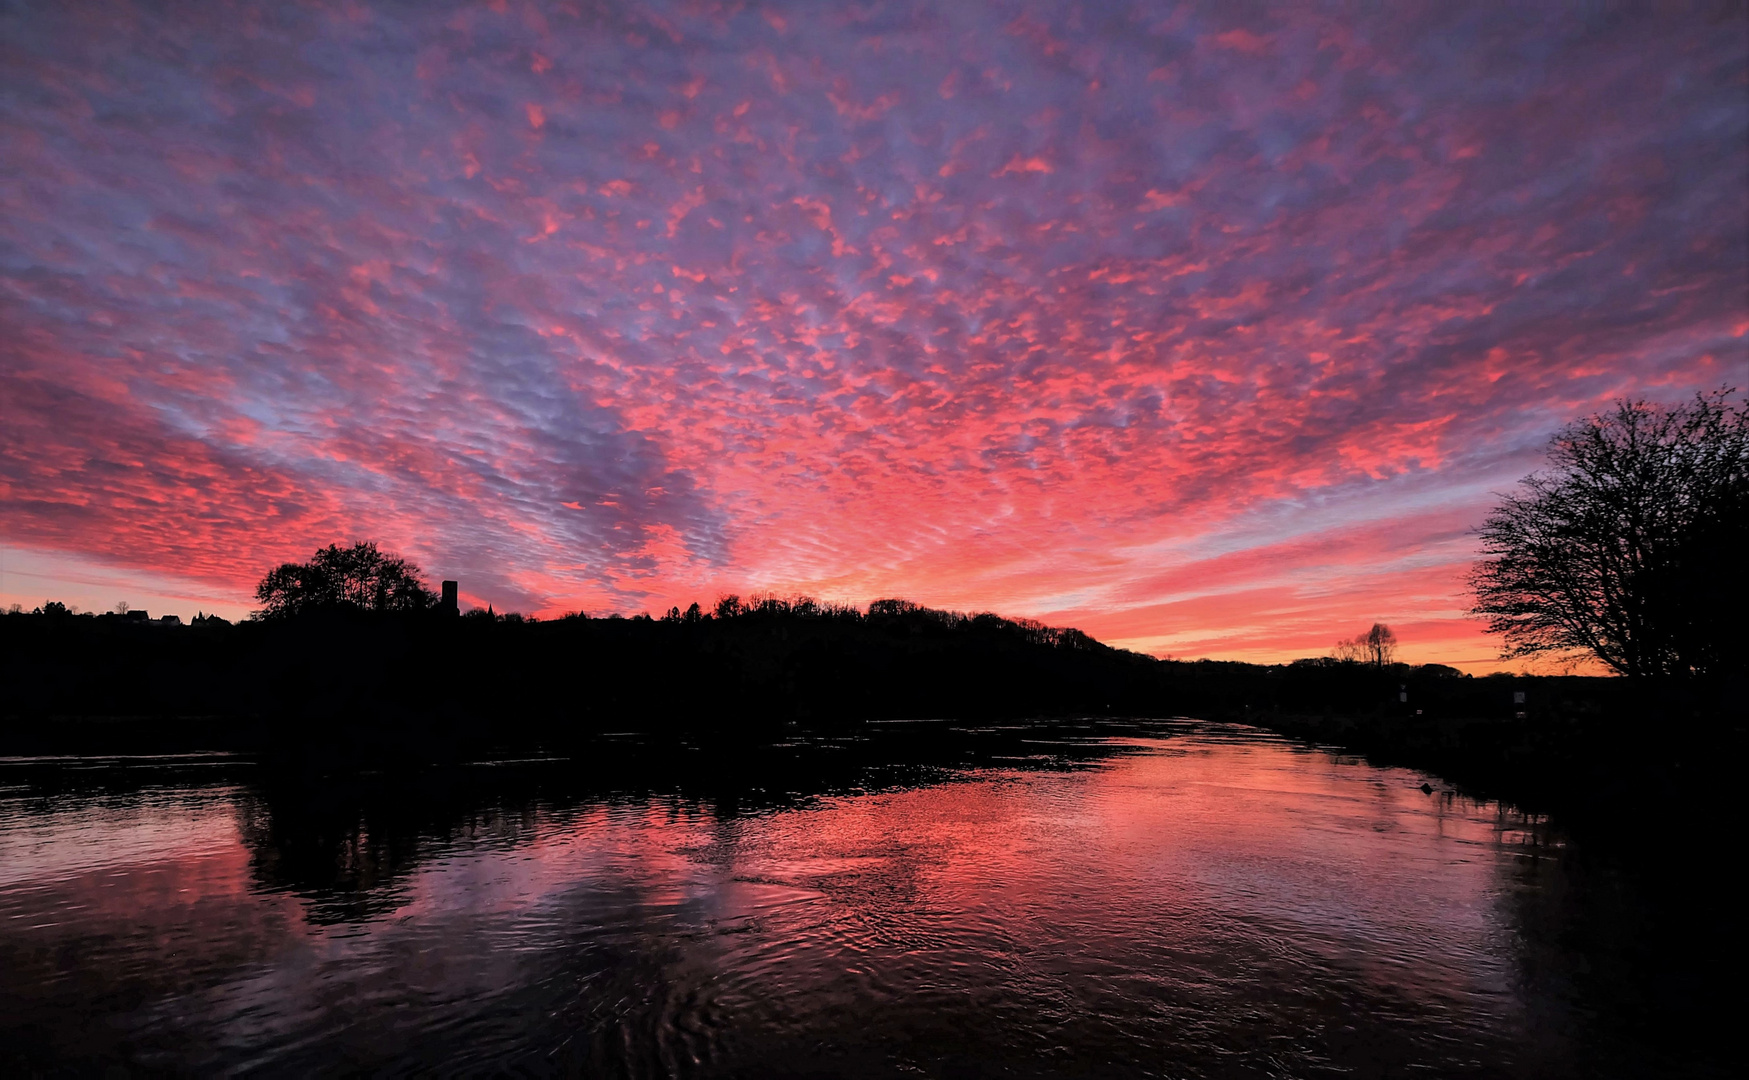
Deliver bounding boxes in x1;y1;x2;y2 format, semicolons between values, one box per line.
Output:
0;721;1722;1077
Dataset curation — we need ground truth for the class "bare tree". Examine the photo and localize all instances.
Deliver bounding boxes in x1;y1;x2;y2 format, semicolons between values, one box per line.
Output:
1470;390;1747;678
1334;623;1398;667
255;542;436;620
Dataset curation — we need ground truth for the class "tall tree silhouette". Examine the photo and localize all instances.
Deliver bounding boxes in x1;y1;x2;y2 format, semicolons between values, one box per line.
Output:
1334;623;1397;667
1470;390;1747;678
255;542;436;620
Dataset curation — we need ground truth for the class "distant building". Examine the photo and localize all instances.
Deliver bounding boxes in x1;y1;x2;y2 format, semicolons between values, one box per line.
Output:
441;580;459;616
158;614;182;625
122;609;150;622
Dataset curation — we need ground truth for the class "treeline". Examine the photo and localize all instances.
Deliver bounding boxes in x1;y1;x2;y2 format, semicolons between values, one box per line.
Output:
0;597;1645;749
0;598;1161;748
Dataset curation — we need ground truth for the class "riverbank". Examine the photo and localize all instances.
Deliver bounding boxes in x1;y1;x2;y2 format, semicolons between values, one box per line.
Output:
1244;702;1743;846
4;603;1739;841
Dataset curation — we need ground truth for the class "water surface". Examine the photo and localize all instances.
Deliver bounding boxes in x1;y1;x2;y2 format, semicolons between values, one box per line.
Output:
0;722;1718;1076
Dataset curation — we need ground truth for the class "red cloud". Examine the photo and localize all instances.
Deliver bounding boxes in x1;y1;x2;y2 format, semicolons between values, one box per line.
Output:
0;0;1741;659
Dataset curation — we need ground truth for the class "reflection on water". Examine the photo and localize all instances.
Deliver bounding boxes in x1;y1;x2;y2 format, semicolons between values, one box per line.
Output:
0;722;1724;1077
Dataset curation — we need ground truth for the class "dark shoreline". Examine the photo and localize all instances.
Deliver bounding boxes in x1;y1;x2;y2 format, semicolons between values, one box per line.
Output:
3;605;1739;846
1242;708;1742;847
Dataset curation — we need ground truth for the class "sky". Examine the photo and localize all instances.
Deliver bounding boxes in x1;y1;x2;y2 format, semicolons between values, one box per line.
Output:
2;1;1745;667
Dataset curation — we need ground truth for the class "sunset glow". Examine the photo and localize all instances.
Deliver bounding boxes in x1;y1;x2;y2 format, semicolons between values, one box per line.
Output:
2;2;1744;666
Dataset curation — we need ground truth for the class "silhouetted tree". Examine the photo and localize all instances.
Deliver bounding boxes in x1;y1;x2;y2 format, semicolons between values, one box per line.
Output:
1470;390;1748;678
1334;623;1397;667
254;542;436;620
869;598;921;617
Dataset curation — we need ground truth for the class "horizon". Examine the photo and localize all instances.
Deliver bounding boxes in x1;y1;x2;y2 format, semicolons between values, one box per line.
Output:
3;3;1743;674
0;553;1579;674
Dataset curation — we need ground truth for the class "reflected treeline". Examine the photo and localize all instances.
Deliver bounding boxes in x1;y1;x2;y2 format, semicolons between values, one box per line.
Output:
233;719;1164;921
2;719;1167;923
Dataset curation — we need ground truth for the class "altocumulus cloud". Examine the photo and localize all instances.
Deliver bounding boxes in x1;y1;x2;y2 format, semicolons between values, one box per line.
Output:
0;0;1743;662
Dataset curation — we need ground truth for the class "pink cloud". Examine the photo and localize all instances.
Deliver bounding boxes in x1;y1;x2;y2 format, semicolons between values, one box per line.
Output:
0;1;1741;664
